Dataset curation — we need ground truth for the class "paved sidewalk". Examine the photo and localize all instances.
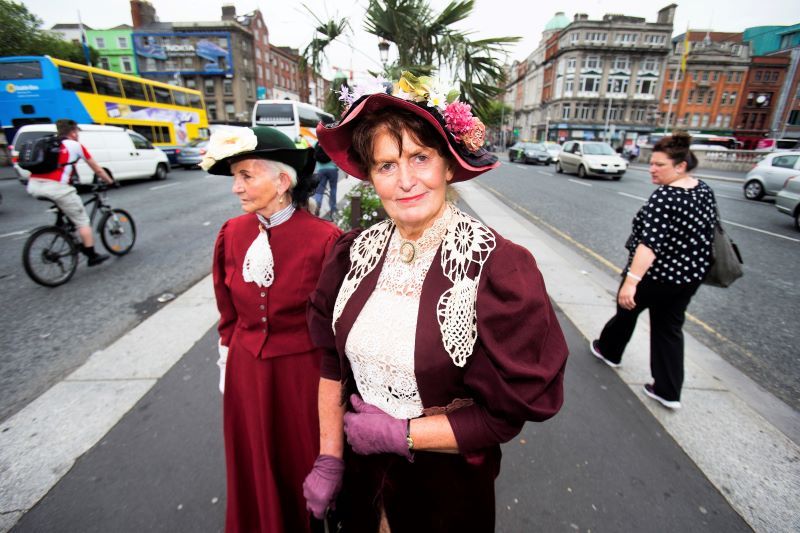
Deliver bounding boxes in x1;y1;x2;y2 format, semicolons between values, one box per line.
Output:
1;177;798;532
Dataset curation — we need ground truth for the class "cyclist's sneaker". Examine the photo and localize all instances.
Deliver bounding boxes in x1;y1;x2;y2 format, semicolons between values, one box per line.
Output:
87;253;110;267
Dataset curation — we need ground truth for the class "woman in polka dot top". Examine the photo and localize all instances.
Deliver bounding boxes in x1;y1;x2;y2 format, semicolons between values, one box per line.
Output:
590;132;717;410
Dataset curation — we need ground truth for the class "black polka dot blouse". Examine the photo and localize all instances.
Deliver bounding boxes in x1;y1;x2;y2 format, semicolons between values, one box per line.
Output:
625;180;717;285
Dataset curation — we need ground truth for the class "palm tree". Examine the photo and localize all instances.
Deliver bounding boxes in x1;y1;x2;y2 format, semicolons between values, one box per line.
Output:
363;0;519;115
300;5;351;74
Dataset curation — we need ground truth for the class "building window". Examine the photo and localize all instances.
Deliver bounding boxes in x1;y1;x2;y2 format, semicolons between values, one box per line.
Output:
257;64;263;79
690;113;700;127
632;108;646;121
607;77;628;94
580;75;600;93
562;105;571;119
669;69;674;81
585;32;606;43
702;71;709;81
256;47;261;59
564;76;574;94
664;89;672;103
582;56;601;70
688;89;695;102
607;105;622;120
98;57;110;69
615;33;638;44
755;71;762;82
207;104;217;121
682;113;689;125
673;89;680;102
204;79;215;96
696;88;707;104
723;114;731;127
118;36;128;48
735;72;742;82
165;59;176;71
721;91;728;105
712;71;719;82
223;79;233;95
730;91;737;105
121;56;133;72
566;57;576;71
96;37;106;49
185;78;196;89
219;37;227;47
613;56;630;70
575;103;597;120
225;103;236;120
747;92;755;107
707;90;715;105
772;71;780;82
145;58;156;71
726;71;733;82
570;32;579;44
641;58;658;72
714;114;722;127
701;114;709;127
183;57;193;68
636;78;656;95
731;45;741;56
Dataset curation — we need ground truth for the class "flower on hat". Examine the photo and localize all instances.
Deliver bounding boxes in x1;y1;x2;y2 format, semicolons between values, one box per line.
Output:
338;70;485;155
200;127;258;171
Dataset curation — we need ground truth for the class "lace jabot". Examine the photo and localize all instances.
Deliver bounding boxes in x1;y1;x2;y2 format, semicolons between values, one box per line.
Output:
334;203;496;368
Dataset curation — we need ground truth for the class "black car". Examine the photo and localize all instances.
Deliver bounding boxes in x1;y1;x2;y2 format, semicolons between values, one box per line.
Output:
508;142;552;165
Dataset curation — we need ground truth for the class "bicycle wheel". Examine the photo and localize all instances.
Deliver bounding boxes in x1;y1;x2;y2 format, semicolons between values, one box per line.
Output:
99;208;136;256
22;226;79;287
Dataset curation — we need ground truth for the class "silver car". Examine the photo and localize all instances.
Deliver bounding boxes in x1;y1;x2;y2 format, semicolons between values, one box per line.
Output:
775;175;800;231
176;139;209;169
556;140;627;180
743;151;800;200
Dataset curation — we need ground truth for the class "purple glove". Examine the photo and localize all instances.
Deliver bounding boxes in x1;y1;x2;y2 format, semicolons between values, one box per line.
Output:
303;454;344;519
343;394;411;459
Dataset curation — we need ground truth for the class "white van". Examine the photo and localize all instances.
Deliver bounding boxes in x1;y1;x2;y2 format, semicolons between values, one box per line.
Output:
12;124;170;184
251;100;335;145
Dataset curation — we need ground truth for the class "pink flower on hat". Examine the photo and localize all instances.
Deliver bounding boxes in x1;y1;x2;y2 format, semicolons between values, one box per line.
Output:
461;119;486;153
443;101;474;137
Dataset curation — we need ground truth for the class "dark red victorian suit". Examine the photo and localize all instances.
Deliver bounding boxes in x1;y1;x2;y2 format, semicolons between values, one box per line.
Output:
307;227;569;532
213;209;341;533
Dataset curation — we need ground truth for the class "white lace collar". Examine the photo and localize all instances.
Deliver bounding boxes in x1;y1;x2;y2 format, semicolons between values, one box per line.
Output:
333;203;496;367
243;206;296;288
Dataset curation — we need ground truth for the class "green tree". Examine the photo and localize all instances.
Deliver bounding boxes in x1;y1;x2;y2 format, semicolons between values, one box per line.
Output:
479;99;511;129
363;0;518;113
0;0;96;64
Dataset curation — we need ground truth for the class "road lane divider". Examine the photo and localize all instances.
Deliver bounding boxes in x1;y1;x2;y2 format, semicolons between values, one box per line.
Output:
537;170;551;176
0;230;29;239
568;179;592;187
722;219;800;243
617;192;648;201
149;182;182;191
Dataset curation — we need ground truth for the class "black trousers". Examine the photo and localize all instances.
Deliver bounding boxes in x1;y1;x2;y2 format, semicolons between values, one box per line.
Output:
597;277;700;402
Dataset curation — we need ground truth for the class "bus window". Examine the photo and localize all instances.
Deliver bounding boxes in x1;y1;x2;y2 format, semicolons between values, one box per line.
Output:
132;125;155;142
172;90;188;107
298;106;320;128
153;86;172;105
93;73;123;97
188;93;202;109
121;79;147;101
59;66;94;93
254;103;294;125
0;61;43;80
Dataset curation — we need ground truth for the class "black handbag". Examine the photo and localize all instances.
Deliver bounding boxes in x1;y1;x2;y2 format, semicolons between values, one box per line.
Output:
704;206;743;288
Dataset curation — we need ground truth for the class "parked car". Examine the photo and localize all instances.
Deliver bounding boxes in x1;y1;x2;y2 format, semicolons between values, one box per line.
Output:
742;151;800;200
159;146;182;167
12;124;169;184
556;140;627;180
176;139;209;169
544;142;562;163
508;142;552;165
775;175;800;231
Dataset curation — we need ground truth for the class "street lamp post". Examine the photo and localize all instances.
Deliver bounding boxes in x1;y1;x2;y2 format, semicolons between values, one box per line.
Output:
604;80;617;144
378;40;390;67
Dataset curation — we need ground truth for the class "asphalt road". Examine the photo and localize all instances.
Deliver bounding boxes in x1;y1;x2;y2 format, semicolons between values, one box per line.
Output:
0;168;240;422
475;158;800;411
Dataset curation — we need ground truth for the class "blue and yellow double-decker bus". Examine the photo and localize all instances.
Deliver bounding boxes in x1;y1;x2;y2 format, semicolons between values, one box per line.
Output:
0;55;209;151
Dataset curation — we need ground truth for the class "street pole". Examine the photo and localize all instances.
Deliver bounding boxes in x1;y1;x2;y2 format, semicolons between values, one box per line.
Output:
500;100;505;149
544;111;550;143
604;80;615;144
663;65;680;134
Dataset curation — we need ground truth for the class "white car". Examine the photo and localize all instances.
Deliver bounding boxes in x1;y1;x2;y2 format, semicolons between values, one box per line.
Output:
743;151;800;200
556;140;627;180
544;142;562;163
12;124;170;184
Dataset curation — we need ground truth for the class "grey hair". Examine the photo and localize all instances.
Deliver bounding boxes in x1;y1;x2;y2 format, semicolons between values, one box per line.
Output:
255;159;297;188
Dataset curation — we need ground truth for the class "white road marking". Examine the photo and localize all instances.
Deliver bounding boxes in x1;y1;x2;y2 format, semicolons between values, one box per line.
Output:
149;182;181;191
722;219;800;243
515;164;528;169
537;170;551;176
568;179;592;187
0;230;29;239
716;193;741;200
618;192;648;201
204;174;216;179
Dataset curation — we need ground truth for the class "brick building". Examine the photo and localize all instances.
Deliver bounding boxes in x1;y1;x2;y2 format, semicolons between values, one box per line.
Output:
735;55;789;147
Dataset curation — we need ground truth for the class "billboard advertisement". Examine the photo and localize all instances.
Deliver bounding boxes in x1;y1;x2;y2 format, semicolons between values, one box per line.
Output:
133;32;233;76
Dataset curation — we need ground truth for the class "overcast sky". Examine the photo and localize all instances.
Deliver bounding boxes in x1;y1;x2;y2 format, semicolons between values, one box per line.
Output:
22;0;800;81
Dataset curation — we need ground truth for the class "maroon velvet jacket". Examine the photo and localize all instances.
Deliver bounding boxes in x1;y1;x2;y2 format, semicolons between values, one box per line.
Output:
214;209;341;359
307;227;568;456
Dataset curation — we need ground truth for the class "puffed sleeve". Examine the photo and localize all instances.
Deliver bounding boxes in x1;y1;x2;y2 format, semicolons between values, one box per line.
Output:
307;229;362;381
636;188;672;255
447;238;568;453
212;220;236;348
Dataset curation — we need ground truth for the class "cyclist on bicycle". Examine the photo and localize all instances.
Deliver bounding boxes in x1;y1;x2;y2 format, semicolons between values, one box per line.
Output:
26;119;115;266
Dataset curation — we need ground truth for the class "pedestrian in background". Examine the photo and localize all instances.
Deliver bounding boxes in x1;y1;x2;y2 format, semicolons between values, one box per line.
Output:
202;126;341;532
590;131;717;410
302;74;568;532
312;140;339;219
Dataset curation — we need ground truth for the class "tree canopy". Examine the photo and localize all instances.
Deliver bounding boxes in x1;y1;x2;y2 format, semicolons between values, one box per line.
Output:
0;0;97;64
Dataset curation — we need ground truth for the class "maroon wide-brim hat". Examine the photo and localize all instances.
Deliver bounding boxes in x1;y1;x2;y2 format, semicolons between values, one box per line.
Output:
317;92;499;182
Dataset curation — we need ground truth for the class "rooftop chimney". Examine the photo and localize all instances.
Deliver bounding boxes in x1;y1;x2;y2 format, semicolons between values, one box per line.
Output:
657;3;677;25
222;4;236;20
130;0;157;28
574;13;589;21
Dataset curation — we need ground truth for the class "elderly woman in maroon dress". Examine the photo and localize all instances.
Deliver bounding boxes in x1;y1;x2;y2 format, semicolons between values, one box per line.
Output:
203;126;341;532
302;74;569;532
